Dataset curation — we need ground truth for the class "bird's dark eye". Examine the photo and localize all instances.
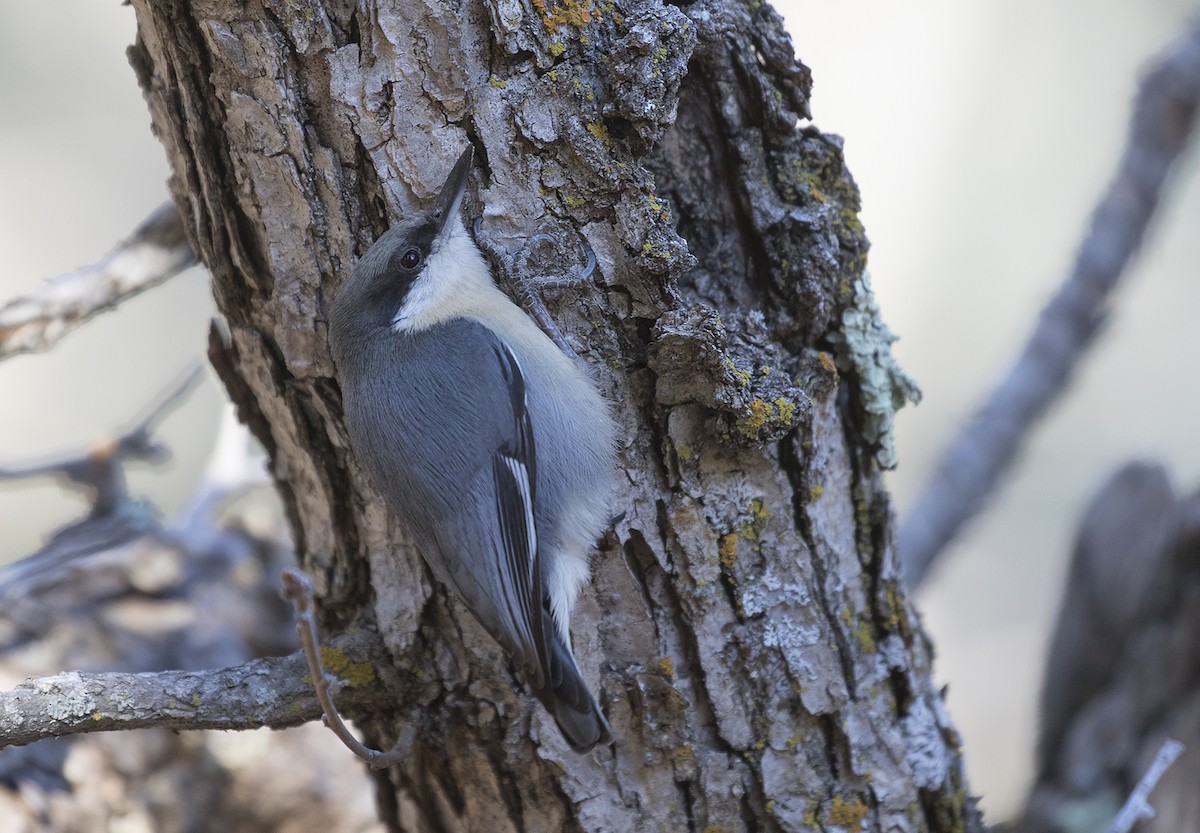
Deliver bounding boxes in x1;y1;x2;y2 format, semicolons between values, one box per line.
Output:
399;247;421;270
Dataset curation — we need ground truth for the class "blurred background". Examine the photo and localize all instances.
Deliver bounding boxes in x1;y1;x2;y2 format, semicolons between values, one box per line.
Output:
1;0;1198;823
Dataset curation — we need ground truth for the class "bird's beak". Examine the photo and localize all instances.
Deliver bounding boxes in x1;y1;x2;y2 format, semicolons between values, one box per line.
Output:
432;147;473;242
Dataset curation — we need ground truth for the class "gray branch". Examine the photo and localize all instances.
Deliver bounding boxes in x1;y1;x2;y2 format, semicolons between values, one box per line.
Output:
0;630;391;749
900;19;1200;587
1105;739;1185;833
0;201;196;361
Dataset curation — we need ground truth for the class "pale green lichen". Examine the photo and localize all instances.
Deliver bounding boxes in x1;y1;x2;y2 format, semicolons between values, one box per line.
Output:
38;673;96;722
826;272;921;469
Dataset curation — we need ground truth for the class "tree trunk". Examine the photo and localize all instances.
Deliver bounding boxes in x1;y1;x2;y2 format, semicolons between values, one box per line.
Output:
127;1;977;830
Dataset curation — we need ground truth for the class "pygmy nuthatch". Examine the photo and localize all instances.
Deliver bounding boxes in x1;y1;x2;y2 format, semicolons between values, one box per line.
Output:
328;148;615;751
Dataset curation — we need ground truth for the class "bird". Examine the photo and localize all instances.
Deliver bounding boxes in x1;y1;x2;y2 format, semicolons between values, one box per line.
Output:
327;147;616;751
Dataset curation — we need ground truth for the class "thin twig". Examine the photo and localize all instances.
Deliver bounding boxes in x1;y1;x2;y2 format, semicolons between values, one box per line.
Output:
900;20;1200;587
0;363;205;516
0;201;197;361
1104;739;1185;833
281;569;415;768
0;629;391;749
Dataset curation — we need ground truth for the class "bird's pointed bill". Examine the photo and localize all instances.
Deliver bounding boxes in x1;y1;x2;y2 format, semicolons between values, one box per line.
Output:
433;147;473;241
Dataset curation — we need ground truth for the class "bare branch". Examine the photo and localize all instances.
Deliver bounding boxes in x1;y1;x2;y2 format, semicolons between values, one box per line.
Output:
125;360;207;441
900;20;1200;587
0;201;197;361
1105;739;1185;833
0;629;390;750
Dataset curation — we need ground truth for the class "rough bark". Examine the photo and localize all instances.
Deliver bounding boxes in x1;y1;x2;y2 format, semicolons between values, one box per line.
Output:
127;1;975;831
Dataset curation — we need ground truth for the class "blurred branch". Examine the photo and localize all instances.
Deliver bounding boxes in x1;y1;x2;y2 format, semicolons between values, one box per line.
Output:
0;365;204;597
0;629;390;749
167;401;270;552
1105;739;1184;833
899;20;1200;587
0;363;202;516
0;201;196;361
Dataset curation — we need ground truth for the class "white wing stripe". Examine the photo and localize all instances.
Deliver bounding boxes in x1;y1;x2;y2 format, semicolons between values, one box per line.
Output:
501;454;537;579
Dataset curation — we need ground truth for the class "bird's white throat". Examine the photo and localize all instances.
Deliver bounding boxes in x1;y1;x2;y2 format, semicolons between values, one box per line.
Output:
391;219;493;333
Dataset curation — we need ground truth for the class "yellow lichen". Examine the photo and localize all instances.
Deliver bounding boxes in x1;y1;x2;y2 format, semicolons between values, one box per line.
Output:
853;620;877;653
532;0;597;33
773;397;796;424
739;498;772;542
718;533;738;570
586;121;610;141
320;646;377;687
723;357;751;386
737;398;770;437
658;657;675;679
828;796;869;830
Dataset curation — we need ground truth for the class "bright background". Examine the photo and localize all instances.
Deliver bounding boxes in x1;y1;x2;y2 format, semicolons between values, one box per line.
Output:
3;1;1200;822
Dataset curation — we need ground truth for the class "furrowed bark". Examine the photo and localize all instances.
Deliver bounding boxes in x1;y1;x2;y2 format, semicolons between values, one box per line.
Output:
127;1;974;830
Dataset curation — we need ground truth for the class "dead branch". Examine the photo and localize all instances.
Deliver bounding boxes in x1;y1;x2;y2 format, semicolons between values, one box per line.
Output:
899;19;1200;587
1106;739;1185;833
0;629;390;750
0;201;196;361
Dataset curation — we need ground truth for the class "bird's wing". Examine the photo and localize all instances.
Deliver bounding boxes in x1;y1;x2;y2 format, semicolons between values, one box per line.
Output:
347;319;554;691
486;341;611;750
486;339;552;690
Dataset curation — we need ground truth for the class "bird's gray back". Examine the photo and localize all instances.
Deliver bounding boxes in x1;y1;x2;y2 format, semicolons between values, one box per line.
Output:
339;318;513;534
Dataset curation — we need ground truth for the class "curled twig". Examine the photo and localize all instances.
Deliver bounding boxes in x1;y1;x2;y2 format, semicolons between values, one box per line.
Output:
281;568;414;768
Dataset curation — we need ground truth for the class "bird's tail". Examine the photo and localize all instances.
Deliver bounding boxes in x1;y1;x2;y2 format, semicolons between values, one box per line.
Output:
534;624;611;753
